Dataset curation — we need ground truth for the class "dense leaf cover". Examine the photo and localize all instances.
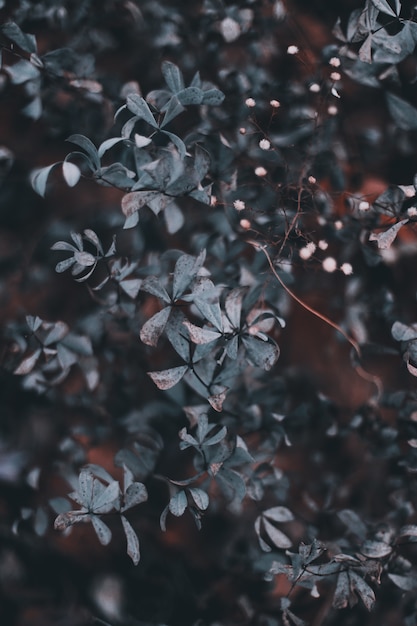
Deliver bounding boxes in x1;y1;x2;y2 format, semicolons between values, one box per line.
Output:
2;1;417;625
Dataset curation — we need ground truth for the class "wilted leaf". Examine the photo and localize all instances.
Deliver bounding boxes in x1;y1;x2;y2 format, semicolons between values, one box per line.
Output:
140;307;171;346
148;365;188;390
208;388;228;412
369;219;408;249
14;349;41;375
183;320;221;345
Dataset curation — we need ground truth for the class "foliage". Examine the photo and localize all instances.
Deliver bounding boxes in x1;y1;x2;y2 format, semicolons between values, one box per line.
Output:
3;0;417;625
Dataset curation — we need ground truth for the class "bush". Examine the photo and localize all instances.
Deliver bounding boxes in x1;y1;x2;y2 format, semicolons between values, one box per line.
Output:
2;1;417;625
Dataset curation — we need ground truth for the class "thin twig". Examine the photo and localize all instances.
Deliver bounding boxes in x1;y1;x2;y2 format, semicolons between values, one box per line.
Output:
251;242;383;398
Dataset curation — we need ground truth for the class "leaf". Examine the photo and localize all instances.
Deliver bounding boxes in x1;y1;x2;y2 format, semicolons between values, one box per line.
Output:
78;469;94;507
120;279;142;299
172;250;206;300
66;135;100;169
140;307;171;346
361;539;392;558
22;97;42;120
338;509;368;539
262;518;292;549
160;96;186;128
161;130;187;160
126;94;158;128
121;515;140;565
350;571;375;611
358;34;373;63
1;22;37;53
371;0;397;17
369;219;408;249
263;506;294;523
43;320;69;345
169;490;188;516
121;190;160;217
98;137;125;158
122;482;148;512
91;481;120;514
141;276;171;302
14;349;41;375
255;516;272;552
208;388;228;412
31;164;58;197
225;289;244;328
177;87;203;106
148;365;188;390
134;133;152;148
6;59;40;84
392;322;417;342
183;320;221;345
26;315;42;332
164;202;184;234
388;573;417;591
91;515;112;546
386;93;417;131
62;161;81;187
215;467;246;502
242;335;280;370
333;570;350;609
398;524;417;537
189;488;209;510
161;61;185;93
202;88;225;106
